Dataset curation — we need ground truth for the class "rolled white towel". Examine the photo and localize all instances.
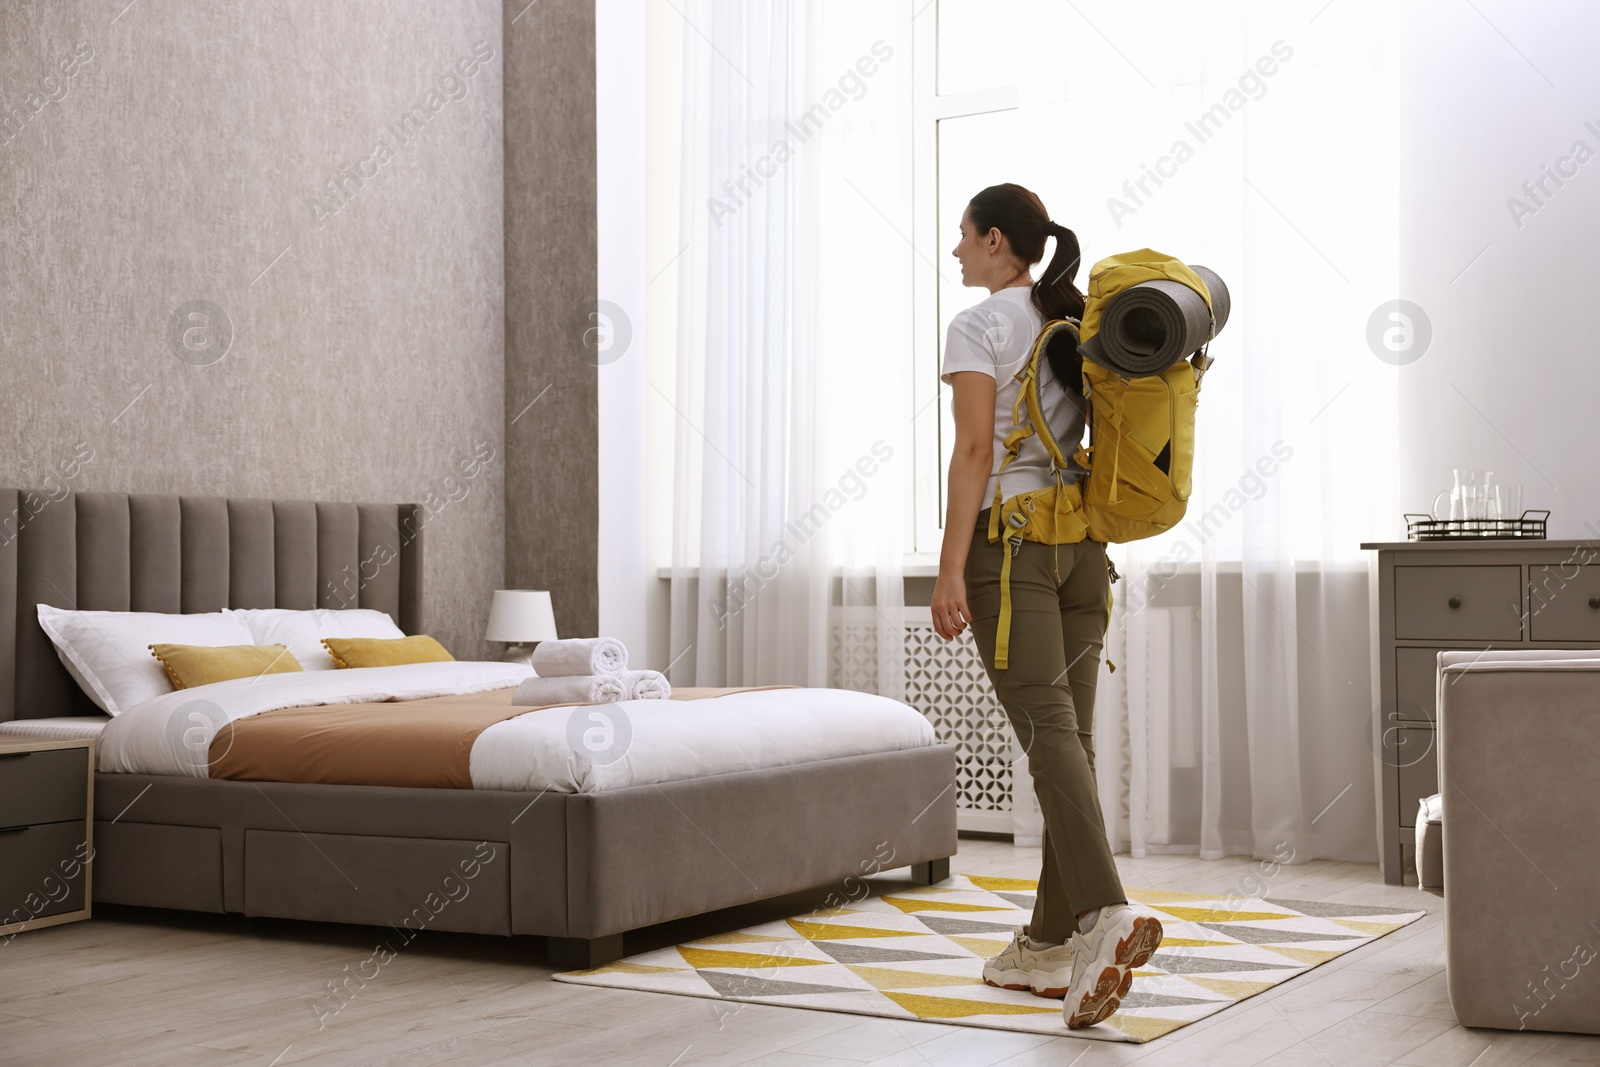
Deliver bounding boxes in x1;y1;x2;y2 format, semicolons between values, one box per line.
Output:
621;669;671;700
530;637;628;677
512;674;627;706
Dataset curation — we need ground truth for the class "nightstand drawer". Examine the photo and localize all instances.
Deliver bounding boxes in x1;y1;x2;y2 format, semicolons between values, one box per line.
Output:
1528;565;1600;642
1394;727;1438;829
0;819;89;923
1395;645;1498;723
0;748;89;828
1394;566;1522;641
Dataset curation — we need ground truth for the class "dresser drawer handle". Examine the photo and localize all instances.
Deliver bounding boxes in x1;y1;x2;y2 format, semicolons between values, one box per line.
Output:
1448;596;1462;609
0;825;31;835
1589;596;1600;609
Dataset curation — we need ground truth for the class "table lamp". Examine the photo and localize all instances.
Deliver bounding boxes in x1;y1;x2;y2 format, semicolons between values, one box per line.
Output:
485;590;558;664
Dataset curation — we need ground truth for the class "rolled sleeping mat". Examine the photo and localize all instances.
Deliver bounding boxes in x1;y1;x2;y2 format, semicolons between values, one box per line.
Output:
1079;264;1231;377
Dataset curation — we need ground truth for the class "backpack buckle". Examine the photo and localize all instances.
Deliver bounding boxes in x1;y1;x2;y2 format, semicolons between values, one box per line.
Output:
1005;512;1027;556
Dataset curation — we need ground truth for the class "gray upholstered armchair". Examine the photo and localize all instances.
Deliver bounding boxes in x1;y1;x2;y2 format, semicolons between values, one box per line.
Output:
1438;649;1600;1035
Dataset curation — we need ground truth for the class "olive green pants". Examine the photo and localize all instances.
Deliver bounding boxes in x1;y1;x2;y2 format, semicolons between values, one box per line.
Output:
965;509;1126;944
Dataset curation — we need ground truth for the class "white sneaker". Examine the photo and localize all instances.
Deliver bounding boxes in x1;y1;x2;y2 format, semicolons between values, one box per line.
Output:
981;927;1077;999
1062;904;1164;1029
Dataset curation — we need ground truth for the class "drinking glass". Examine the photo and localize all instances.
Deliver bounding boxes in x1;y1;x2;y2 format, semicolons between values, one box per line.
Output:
1492;483;1523;524
1463;469;1493;521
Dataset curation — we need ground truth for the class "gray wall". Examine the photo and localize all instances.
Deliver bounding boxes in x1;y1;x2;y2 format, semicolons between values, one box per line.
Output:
2;1;597;656
502;0;599;639
1398;1;1600;536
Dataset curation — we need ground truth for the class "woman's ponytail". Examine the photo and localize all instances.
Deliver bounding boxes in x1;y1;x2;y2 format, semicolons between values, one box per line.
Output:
1034;221;1087;398
966;186;1089;395
1032;222;1085;323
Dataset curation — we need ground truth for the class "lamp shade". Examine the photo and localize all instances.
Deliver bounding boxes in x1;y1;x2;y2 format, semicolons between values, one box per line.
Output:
485;590;558;643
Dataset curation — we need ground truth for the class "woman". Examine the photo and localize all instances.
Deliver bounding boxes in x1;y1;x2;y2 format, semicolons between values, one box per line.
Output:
932;183;1163;1030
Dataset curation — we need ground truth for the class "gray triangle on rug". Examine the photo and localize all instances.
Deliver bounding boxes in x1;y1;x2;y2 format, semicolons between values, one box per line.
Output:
1198;923;1362;944
914;915;1020;936
698;971;866;999
812;942;966;965
1146;952;1300;975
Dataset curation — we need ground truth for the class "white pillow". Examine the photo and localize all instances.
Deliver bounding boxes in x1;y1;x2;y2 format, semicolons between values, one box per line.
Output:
35;606;257;716
225;608;406;671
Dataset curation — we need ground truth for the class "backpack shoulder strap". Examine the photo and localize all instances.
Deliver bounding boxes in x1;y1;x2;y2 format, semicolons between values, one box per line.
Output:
987;317;1082;544
1019;319;1080;471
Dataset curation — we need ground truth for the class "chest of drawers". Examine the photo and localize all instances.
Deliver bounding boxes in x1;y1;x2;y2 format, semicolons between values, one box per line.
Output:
0;736;94;936
1362;537;1597;883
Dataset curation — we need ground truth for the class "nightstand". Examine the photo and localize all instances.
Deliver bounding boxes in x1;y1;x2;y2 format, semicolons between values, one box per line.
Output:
1362;537;1600;884
0;736;94;936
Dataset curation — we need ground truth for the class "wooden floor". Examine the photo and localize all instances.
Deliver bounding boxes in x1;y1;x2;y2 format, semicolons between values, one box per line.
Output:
3;838;1598;1067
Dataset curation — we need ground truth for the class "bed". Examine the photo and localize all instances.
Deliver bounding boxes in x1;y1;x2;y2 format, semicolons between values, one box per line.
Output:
0;489;956;966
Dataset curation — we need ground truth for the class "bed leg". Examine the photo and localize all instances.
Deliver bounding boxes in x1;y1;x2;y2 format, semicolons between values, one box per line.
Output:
910;857;950;885
548;933;626;970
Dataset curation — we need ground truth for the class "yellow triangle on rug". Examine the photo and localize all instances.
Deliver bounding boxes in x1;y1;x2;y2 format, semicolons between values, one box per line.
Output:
553;873;1426;1044
786;919;920;940
847;965;987;990
1128;887;1229;905
1188;976;1277;999
801;905;869;919
569;961;686;977
1335;919;1406;936
1107;1014;1191;1042
882;991;1060;1019
881;895;1012;915
948;935;1011;958
1265;945;1344;965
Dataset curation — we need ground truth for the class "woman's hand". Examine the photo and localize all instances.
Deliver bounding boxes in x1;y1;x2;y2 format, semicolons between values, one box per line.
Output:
931;569;972;641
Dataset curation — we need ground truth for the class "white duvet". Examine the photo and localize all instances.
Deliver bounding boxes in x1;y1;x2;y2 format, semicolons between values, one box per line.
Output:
96;662;937;793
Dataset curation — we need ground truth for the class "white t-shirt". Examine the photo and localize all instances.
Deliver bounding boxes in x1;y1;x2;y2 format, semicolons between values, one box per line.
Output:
939;286;1087;507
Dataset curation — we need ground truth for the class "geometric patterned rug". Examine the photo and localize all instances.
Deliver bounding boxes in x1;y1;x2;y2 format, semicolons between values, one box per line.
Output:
552;874;1426;1043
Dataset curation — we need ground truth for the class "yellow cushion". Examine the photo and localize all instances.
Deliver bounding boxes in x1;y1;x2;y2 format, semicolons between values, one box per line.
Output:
149;643;302;689
321;635;454;669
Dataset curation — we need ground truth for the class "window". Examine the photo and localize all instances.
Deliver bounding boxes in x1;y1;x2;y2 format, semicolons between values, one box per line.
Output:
912;0;1401;561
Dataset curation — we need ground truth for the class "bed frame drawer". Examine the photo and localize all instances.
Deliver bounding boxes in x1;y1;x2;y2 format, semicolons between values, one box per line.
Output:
244;831;511;936
95;822;224;912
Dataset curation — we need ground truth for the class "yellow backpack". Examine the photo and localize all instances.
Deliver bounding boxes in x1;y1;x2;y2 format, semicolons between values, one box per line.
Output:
985;249;1218;668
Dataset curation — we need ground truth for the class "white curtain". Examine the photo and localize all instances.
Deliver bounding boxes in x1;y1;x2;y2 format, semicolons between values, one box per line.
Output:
1085;1;1405;863
925;0;1401;862
664;1;915;695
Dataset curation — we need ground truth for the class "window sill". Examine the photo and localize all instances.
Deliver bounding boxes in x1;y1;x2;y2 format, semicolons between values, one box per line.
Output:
656;556;943;580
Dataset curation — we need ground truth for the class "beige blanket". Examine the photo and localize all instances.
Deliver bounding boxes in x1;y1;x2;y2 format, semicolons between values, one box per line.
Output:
207;685;794;788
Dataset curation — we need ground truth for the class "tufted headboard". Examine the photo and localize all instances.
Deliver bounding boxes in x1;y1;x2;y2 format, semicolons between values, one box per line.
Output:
0;491;425;721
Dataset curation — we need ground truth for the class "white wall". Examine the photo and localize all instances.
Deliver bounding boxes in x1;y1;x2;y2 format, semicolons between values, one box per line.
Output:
1399;1;1600;536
